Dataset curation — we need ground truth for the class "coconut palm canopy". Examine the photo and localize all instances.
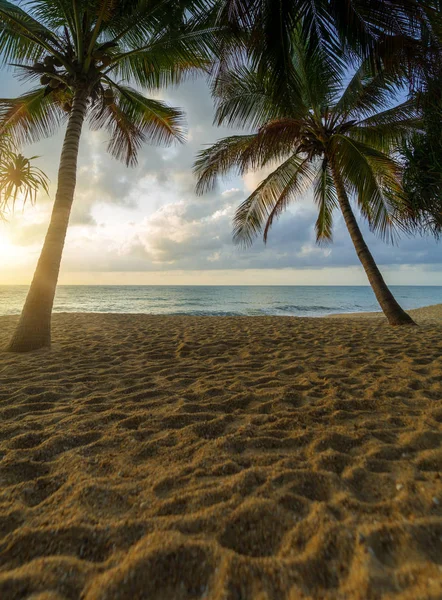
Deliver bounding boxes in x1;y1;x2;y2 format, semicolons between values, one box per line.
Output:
0;0;218;352
0;0;216;164
195;33;422;325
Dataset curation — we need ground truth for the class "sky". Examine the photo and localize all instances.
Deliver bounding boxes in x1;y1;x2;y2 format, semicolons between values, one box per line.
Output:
1;69;441;287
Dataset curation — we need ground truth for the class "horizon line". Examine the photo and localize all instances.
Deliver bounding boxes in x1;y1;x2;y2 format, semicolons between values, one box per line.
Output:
1;283;441;288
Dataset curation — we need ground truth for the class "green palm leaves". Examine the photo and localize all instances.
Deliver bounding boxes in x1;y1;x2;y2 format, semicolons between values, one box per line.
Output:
0;0;214;165
212;0;437;93
234;154;315;246
195;44;422;248
0;87;66;145
89;84;185;165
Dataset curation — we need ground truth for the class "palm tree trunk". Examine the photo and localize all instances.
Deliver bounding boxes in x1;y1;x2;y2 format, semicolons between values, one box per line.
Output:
7;87;89;352
329;159;416;326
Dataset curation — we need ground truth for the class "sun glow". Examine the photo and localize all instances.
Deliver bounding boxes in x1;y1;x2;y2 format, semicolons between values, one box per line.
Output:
0;231;29;269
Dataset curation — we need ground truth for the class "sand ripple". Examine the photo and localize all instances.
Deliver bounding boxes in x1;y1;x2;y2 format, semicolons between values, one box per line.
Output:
0;310;441;599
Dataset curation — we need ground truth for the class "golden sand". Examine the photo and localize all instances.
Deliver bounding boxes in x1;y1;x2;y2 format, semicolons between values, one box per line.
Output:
0;306;441;599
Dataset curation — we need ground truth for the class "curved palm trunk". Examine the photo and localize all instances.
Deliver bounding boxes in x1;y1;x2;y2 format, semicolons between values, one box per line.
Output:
329;159;416;326
7;88;89;352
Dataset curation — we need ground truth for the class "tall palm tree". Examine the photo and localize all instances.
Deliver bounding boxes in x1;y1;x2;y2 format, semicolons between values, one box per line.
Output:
195;36;421;326
0;134;48;215
0;0;214;352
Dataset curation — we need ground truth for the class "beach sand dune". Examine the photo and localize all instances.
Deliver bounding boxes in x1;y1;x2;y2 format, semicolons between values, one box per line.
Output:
0;307;441;599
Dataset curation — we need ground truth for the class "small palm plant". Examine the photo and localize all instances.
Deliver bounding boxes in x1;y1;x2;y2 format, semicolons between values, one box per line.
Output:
0;0;212;351
195;37;421;326
0;136;48;215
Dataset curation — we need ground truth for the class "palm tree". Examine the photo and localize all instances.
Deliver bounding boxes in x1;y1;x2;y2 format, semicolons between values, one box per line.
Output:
0;135;48;215
195;36;421;326
0;0;213;352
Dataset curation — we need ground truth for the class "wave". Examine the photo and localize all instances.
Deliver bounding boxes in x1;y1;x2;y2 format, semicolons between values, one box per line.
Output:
274;304;339;313
171;310;243;317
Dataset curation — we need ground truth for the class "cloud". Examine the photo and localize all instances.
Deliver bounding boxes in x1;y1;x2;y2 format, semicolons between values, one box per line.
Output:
1;74;441;285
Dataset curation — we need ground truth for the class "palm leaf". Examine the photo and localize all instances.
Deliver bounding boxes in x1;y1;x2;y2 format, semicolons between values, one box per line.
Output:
103;0;185;49
195;119;305;195
27;0;77;31
347;93;423;151
0;0;62;65
356;98;420;127
233;154;315;247
106;7;219;66
350;118;423;151
313;158;338;242
214;66;306;129
333;61;401;120
0;87;66;145
330;134;403;242
290;24;343;113
213;0;430;102
194;134;259;194
113;36;211;90
89;83;185;166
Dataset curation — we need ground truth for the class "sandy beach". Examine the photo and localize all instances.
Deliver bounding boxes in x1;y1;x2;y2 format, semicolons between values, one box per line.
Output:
0;306;441;599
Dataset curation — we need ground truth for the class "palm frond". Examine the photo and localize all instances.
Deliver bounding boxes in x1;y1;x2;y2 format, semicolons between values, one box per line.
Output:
328;0;426;63
195;118;305;195
26;0;77;31
214;66;306;129
356;98;421;128
330;134;404;242
348;98;423;150
105;4;219;64
313;158;338;243
0;130;15;158
334;61;402;120
350;119;423;152
290;23;344;113
233;154;315;247
0;0;62;65
102;0;183;49
112;31;212;90
213;0;429;101
89;83;185;166
0;87;66;145
194;134;259;194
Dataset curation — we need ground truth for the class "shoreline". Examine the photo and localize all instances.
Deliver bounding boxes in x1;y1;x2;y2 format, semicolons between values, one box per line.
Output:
1;302;441;322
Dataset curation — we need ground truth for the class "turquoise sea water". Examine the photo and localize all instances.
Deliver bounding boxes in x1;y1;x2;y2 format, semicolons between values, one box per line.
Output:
0;285;440;317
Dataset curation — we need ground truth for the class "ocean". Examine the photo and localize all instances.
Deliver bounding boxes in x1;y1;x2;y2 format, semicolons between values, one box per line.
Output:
0;285;440;317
